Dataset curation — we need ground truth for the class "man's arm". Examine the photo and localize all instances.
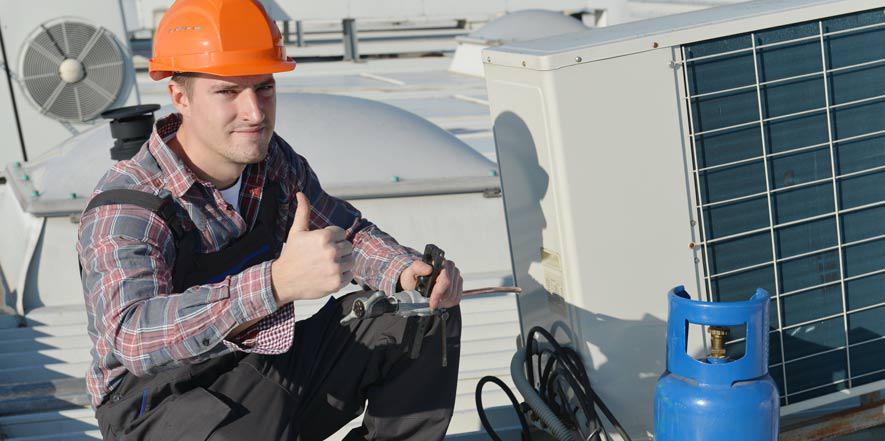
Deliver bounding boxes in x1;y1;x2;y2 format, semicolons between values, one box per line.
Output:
78;204;280;376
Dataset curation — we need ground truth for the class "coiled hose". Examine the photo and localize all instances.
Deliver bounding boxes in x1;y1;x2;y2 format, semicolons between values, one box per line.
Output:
475;326;632;441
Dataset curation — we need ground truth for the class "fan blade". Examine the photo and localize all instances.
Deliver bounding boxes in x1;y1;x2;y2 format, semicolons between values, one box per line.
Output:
82;77;115;102
41;80;68;115
21;72;58;82
74;86;82;121
29;41;64;65
76;27;105;63
40;24;67;58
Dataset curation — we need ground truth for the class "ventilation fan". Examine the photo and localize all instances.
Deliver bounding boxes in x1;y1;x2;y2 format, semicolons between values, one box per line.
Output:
19;19;127;122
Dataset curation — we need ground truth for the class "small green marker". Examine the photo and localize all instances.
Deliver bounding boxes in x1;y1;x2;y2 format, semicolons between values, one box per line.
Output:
69;192;78;199
14;161;21;168
22;174;30;181
31;190;39;197
390;175;400;183
489;169;498;177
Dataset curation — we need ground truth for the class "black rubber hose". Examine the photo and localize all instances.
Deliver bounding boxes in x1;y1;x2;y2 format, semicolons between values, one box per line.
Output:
525;326;633;441
475;375;533;441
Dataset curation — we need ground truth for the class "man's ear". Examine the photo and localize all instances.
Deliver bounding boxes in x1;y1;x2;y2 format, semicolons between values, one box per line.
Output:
168;80;190;116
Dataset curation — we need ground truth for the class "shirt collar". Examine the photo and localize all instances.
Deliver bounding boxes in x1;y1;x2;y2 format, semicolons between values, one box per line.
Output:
148;113;198;198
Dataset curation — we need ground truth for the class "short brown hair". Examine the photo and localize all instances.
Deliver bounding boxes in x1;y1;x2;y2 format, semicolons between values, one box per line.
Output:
170;72;196;97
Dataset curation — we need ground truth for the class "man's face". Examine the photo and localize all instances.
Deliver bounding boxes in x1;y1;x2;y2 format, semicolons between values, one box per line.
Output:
172;73;276;165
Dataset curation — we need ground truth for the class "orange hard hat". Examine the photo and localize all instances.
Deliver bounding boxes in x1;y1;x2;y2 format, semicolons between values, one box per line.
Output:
148;0;296;80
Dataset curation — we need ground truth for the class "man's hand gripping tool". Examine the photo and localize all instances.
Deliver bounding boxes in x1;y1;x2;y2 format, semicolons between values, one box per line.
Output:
340;244;451;366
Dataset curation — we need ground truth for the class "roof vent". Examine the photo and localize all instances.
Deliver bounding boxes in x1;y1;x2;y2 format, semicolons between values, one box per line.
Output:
102;104;161;161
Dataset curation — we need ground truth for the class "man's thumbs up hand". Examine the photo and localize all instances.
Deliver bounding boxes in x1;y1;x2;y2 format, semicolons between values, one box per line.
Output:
271;192;355;306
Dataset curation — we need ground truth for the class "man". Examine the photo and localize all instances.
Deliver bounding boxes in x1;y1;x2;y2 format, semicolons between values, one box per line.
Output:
76;1;463;439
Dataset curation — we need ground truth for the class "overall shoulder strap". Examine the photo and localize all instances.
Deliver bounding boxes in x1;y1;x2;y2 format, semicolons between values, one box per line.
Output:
84;189;185;239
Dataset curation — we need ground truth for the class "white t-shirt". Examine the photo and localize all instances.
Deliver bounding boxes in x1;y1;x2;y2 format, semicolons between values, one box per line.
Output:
218;176;242;214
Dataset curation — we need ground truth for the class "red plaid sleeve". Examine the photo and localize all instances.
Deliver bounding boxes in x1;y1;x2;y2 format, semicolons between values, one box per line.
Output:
78;204;280;379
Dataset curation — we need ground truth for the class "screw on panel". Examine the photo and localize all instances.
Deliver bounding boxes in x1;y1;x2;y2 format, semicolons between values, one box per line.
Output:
694;257;700;263
653;42;659;48
690;219;697;226
522;60;526;67
688;242;696;249
486;56;491;63
575;56;583;63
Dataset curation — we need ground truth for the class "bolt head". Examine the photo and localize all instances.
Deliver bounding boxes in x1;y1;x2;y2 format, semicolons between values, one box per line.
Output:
575;56;583;63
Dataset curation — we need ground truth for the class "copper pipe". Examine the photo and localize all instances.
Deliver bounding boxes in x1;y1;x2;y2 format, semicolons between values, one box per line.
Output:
463;286;522;296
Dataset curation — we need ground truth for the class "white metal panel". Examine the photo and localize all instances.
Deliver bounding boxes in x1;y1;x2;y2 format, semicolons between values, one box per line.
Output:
276;0;601;22
486;47;704;439
23;217;81;314
348;0;425;20
422;0;509;19
483;0;882;70
0;185;44;316
283;0;350;21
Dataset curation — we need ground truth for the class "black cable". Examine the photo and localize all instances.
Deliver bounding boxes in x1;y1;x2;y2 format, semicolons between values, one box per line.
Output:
475;375;532;441
525;326;632;441
474;325;633;441
0;20;28;162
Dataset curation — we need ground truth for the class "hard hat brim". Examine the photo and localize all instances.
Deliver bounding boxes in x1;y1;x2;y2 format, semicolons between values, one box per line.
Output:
149;57;296;81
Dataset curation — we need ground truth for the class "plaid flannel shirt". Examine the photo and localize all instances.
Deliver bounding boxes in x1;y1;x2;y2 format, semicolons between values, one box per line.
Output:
77;113;419;408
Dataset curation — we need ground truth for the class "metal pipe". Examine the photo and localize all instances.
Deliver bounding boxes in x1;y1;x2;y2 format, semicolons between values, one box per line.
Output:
780;393;885;441
463;286;521;296
295;20;304;47
342;18;359;62
0;19;28;162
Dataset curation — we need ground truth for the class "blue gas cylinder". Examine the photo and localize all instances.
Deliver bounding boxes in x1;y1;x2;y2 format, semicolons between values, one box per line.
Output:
654;286;779;441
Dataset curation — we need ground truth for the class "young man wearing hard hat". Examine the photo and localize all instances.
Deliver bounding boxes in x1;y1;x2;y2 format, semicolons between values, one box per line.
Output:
76;1;463;439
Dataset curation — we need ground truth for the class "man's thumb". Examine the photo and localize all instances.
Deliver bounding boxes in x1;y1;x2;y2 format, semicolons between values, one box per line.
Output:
291;192;311;233
412;260;433;276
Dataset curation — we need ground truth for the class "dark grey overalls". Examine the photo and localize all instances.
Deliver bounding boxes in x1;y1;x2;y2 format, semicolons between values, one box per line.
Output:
82;180;462;440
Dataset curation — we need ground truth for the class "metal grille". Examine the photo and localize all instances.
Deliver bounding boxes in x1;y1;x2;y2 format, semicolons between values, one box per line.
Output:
20;20;125;122
681;8;885;406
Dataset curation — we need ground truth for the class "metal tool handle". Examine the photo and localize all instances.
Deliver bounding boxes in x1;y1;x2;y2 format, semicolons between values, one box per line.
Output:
416;244;445;298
